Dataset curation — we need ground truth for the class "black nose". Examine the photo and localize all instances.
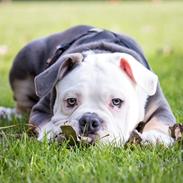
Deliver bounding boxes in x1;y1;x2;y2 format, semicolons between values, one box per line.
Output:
79;112;102;135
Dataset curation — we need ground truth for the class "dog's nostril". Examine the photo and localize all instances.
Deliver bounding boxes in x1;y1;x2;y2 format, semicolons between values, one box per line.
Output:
79;119;87;127
91;119;100;129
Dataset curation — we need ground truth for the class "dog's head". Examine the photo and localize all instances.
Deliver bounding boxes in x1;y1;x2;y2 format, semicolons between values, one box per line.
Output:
35;52;158;145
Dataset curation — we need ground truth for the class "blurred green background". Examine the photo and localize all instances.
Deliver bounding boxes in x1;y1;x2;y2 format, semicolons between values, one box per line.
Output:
0;0;182;121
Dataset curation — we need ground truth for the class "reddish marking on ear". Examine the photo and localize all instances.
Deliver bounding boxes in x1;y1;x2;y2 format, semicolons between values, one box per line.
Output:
120;58;136;82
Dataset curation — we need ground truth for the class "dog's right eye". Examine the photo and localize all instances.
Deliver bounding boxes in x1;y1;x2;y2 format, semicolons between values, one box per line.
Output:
66;98;77;108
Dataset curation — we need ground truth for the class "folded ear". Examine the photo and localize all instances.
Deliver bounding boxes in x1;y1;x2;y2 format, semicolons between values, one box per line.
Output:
35;53;83;97
118;54;158;96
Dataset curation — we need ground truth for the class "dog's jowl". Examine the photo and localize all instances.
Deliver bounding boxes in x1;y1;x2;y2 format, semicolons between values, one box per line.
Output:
0;25;178;146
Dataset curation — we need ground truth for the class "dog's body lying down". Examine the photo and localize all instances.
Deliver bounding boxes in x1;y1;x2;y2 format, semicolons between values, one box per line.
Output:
0;25;177;145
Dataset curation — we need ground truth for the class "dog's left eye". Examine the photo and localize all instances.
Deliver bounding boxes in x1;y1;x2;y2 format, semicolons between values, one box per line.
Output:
66;98;77;108
112;98;123;108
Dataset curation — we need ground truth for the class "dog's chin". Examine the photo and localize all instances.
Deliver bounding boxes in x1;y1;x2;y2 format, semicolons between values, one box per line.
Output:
55;133;98;145
79;133;99;145
57;125;100;145
58;123;110;145
79;130;112;145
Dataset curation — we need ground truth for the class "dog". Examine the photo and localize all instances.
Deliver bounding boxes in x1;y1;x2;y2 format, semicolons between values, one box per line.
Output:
0;25;177;145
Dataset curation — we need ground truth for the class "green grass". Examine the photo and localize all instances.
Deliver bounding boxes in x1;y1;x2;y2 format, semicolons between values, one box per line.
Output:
0;1;183;182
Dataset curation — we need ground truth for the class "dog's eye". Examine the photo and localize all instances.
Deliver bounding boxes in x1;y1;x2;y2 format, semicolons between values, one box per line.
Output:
112;98;123;108
66;98;77;108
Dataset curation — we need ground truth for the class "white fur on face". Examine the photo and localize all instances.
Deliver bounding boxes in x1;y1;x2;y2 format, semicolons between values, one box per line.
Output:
52;53;149;145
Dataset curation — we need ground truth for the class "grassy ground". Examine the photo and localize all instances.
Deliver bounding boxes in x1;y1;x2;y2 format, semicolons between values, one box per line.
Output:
0;1;183;182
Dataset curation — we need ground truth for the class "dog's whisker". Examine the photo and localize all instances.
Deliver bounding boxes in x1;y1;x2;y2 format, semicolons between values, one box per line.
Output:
99;133;110;140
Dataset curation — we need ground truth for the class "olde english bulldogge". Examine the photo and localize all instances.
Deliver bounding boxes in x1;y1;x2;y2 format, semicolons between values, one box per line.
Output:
0;25;180;146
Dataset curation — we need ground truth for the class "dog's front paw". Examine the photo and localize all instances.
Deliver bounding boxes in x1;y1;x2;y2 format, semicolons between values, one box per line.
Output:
126;130;142;145
0;107;21;120
140;130;174;146
0;107;13;120
37;122;61;141
169;124;183;141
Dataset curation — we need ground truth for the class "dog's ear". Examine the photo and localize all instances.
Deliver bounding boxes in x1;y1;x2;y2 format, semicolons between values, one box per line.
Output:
35;53;83;97
118;54;158;96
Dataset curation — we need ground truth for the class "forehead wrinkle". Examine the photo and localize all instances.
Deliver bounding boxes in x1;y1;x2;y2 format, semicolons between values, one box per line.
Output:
58;53;133;99
60;60;104;89
80;65;126;101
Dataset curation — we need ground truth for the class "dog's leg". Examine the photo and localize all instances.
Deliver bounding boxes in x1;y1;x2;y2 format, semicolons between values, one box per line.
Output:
13;77;38;113
140;85;176;146
0;77;39;121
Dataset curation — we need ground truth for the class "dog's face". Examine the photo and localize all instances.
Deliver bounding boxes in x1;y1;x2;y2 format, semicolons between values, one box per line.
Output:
49;53;158;145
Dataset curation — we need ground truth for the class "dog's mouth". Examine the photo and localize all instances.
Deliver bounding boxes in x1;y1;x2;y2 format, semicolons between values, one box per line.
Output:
60;125;97;145
55;124;109;146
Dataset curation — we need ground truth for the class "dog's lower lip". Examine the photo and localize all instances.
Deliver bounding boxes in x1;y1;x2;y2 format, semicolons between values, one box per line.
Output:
79;136;93;144
79;134;97;144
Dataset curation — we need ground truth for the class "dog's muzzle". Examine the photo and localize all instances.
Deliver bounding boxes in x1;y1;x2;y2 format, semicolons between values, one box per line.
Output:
79;112;102;135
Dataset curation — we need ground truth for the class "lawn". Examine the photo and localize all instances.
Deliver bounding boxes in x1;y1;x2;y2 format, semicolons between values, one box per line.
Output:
0;1;183;182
